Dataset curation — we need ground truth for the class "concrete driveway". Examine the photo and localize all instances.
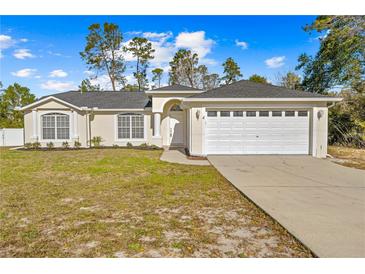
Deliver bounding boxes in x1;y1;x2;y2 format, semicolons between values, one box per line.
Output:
208;155;365;258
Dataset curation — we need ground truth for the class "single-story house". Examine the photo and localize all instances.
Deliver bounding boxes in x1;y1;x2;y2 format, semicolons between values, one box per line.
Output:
20;80;341;158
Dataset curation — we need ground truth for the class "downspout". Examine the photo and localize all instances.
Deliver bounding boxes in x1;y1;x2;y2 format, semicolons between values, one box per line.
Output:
81;107;90;148
82;107;98;148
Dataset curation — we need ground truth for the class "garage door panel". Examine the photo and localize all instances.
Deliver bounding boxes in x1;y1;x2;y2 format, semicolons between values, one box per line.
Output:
206;110;309;155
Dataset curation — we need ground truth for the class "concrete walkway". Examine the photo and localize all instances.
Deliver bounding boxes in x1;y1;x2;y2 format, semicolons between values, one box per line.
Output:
160;149;210;166
208;155;365;258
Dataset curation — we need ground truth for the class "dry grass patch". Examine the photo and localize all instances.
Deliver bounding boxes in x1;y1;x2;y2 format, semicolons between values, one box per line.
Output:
328;146;365;170
0;148;312;257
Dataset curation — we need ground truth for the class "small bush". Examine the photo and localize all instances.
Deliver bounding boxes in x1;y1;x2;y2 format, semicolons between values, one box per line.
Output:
149;144;161;150
32;142;41;149
62;141;69;149
46;142;54;149
139;143;148;148
24;143;32;149
126;142;133;148
74;140;81;148
91;136;103;147
112;144;119;148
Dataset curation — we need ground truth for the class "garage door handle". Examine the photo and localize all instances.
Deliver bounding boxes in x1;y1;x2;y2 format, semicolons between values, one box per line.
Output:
256;135;259;138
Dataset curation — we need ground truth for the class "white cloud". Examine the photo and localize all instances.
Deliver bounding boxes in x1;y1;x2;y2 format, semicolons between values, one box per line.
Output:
49;69;68;78
41;80;76;92
175;31;214;58
13;49;35;59
11;68;37;78
143;31;172;42
235;39;248;50
265;56;286;68
20;38;28;42
35;75;41;79
123;30;216;69
0;35;15;49
83;70;94;76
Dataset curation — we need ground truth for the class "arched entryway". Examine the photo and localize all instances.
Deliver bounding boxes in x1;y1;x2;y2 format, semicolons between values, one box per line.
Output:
159;99;185;147
168;103;184;146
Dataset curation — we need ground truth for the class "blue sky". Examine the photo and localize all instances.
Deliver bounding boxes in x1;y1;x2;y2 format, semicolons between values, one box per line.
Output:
0;16;321;97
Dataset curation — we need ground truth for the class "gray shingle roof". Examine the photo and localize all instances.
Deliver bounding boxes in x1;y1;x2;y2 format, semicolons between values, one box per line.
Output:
152;84;202;91
189;80;335;99
41;91;150;109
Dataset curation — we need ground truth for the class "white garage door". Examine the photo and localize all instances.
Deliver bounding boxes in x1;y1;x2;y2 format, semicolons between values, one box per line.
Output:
205;110;309;155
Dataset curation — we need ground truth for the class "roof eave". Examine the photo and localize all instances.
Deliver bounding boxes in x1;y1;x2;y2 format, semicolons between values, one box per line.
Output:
19;96;82;111
183;97;343;102
145;90;203;95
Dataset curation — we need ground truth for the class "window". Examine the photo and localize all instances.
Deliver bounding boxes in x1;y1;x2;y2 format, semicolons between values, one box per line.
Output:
170;104;182;111
117;113;144;139
207;111;217;117
298;111;308;117
220;111;230;117
41;113;69;140
233;111;243;117
246;111;256;117
132;115;144;138
272;111;282;117
259;111;269;117
285;111;295;117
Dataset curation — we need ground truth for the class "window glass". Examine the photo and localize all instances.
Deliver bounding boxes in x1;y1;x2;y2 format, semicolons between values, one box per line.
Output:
170;104;182;111
246;111;256;117
298;111;308;117
118;116;130;139
272;111;282;117
118;114;144;139
259;111;269;117
41;113;69;140
220;111;230;117
233;111;243;117
207;111;217;117
285;111;295;117
132;115;144;139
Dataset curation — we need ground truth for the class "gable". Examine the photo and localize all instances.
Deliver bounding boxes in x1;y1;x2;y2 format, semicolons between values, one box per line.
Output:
36;99;74;110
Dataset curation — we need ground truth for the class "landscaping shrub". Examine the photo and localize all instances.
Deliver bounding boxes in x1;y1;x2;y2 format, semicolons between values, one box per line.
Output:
24;143;32;149
46;142;54;149
126;142;133;148
139;143;148;148
62;141;69;149
91;136;103;147
74;140;81;148
32;142;41;149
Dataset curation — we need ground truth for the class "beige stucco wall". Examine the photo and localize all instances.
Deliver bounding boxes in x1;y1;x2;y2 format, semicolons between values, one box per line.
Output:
90;111;153;146
311;107;328;158
24;100;88;147
23;99;152;147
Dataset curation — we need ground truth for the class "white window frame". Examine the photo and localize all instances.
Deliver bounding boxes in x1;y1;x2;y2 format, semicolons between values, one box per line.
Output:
38;111;72;141
115;113;147;141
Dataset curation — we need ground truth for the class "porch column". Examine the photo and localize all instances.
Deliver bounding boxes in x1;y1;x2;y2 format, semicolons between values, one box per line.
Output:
32;109;38;139
153;112;161;137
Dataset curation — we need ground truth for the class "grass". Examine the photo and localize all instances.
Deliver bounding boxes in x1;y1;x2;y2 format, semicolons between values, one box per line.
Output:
0;148;312;258
328;145;365;170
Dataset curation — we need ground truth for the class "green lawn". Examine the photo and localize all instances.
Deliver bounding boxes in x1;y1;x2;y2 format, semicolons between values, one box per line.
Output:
0;148;312;257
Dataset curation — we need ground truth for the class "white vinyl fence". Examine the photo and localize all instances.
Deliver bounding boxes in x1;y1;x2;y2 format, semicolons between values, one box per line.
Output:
0;128;24;147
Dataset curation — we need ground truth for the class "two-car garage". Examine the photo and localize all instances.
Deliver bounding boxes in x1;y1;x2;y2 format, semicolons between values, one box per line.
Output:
205;109;310;155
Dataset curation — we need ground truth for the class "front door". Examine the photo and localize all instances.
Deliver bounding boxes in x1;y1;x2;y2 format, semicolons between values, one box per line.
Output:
169;111;184;146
